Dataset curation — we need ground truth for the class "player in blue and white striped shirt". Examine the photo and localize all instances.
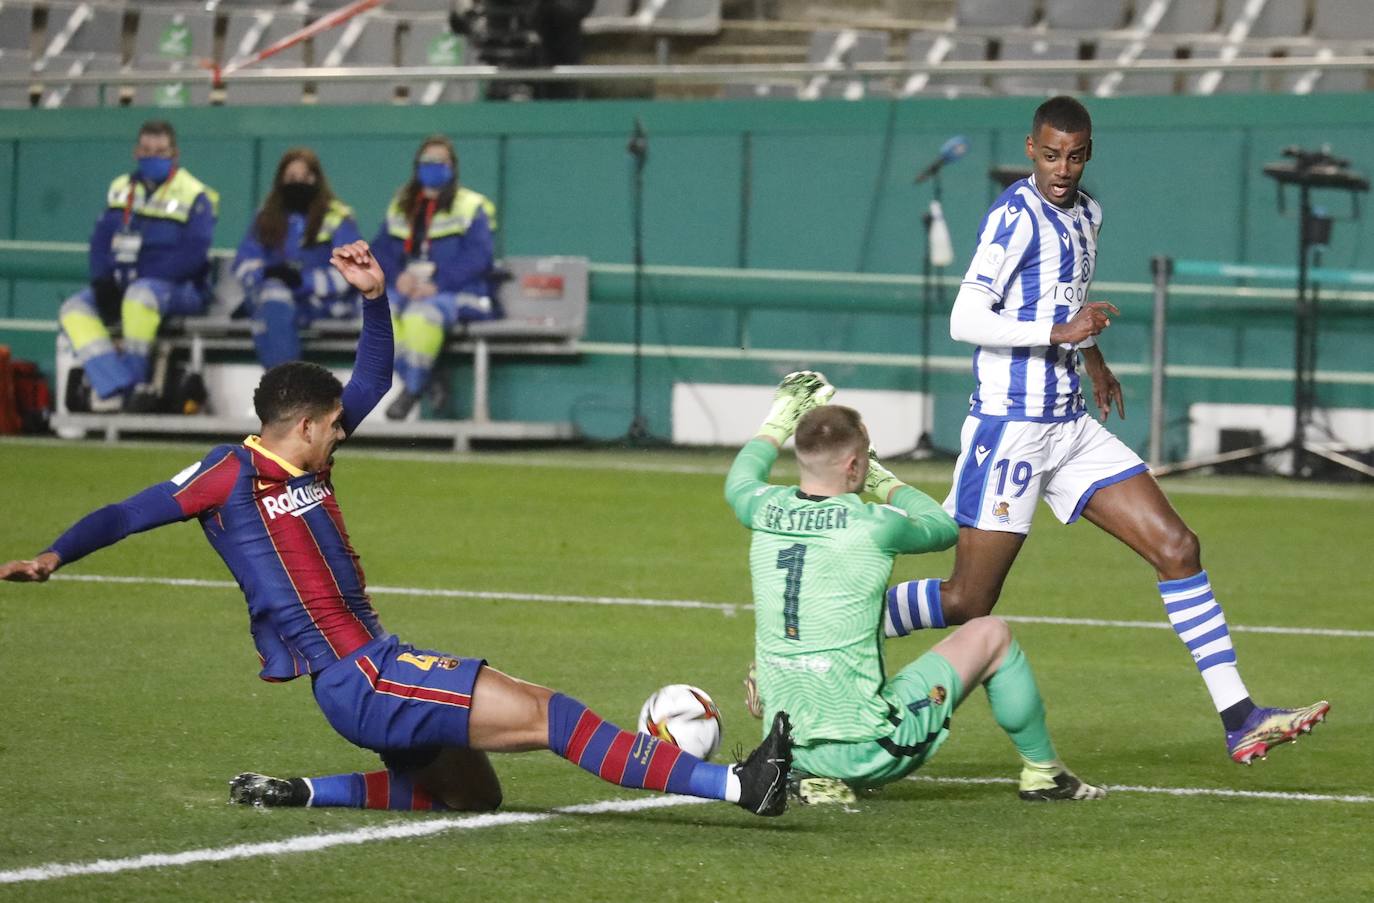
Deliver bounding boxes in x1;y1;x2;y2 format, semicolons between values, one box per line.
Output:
885;96;1328;766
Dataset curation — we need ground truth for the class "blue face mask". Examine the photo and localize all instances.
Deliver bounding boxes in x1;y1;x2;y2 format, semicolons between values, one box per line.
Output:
416;161;453;189
137;155;174;184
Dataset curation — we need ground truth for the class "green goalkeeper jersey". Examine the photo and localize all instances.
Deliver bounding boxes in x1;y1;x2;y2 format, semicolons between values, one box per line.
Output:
725;439;959;746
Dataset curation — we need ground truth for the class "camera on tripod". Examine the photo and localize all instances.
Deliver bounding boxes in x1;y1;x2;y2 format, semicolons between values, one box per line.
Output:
450;0;543;69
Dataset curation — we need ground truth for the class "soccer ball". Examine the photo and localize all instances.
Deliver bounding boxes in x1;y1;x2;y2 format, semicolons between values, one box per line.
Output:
636;684;723;761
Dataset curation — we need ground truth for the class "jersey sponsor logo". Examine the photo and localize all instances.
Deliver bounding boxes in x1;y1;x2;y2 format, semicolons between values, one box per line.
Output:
260;480;333;520
762;653;832;674
974;444;992;466
169;462;201;486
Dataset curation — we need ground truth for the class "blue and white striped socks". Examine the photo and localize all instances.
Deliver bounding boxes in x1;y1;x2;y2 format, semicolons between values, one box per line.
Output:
1159;571;1251;718
885;579;945;637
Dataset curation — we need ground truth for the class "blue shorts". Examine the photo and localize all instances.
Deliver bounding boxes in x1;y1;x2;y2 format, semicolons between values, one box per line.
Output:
313;634;486;771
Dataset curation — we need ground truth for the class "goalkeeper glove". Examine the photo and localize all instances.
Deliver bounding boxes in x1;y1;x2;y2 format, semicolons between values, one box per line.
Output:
757;370;835;445
864;447;905;501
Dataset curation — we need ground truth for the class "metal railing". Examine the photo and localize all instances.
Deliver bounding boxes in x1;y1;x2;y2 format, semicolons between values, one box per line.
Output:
1;54;1372;91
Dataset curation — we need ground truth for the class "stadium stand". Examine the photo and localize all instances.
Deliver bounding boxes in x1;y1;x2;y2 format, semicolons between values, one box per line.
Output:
1044;0;1127;32
222;8;306;105
41;1;126;58
993;35;1079;97
0;1;36;51
954;0;1035;29
1133;0;1218;35
132;8;216;63
400;17;475;104
900;31;988;98
36;50;120;106
131;55;214;106
0;49;31;107
314;11;399;104
799;28;888;100
1091;37;1177;97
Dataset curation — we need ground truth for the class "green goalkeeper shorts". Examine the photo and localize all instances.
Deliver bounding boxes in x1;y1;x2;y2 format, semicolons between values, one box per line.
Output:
791;651;962;789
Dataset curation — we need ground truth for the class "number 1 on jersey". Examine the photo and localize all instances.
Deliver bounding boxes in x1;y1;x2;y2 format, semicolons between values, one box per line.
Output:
776;543;806;641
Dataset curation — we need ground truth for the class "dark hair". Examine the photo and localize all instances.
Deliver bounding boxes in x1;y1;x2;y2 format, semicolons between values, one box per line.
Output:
1032;96;1092;137
795;405;868;458
397;134;458;216
255;147;338;251
254;361;343;427
138;119;178;149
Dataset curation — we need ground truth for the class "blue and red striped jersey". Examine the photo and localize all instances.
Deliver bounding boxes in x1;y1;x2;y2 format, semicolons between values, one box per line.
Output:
169;437;385;680
45;293;396;681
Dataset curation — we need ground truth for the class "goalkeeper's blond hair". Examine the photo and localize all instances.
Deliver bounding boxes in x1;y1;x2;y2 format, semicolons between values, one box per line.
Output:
795;405;868;463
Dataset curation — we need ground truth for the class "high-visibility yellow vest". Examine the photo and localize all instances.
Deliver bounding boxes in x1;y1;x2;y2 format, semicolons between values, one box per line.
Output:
106;168;220;223
385;186;497;242
318;198;354;242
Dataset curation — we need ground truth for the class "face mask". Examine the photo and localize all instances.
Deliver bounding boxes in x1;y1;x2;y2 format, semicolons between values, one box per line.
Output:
417;161;454;189
280;181;319;213
137;156;174;184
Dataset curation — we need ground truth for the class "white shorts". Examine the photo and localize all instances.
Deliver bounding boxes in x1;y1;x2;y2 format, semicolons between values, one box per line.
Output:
942;414;1148;535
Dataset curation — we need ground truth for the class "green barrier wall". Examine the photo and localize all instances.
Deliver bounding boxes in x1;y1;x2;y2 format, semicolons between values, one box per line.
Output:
1;95;1372;454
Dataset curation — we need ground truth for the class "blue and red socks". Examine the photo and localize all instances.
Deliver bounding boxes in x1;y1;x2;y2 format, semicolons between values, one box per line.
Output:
546;693;740;802
306;770;449;810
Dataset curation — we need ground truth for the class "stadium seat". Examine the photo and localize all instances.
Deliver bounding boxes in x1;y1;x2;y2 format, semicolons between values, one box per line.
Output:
1090;38;1177;96
222;9;306;105
800;29;888;101
583;0;634;32
1284;46;1370;93
0;1;35;51
133;8;216;64
41;2;126;60
1218;0;1304;39
1044;0;1127;31
955;0;1036;28
35;51;120;107
1311;0;1374;40
401;18;476;104
314;12;398;104
721;81;800;99
130;55;213;107
632;0;721;34
377;0;451;11
1132;0;1218;35
1186;45;1271;94
994;35;1080;96
901;31;989;98
0;48;32;107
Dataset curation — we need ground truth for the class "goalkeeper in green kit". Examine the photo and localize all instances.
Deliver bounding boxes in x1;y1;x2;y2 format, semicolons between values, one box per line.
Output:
726;372;1105;802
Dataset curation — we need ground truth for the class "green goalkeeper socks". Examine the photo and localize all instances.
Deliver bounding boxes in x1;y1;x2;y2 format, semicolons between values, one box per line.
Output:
984;638;1059;767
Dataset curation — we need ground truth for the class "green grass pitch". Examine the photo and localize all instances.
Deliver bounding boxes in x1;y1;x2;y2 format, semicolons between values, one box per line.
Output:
0;439;1370;901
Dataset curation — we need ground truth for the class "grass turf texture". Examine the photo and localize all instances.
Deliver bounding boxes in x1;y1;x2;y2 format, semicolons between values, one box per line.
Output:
0;439;1370;901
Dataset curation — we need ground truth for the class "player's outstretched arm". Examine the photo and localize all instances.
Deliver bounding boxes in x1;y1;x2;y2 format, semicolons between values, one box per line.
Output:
1080;345;1125;421
333;240;395;436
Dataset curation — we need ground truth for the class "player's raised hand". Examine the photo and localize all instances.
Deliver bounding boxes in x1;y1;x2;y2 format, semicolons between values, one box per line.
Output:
1051;301;1118;346
330;240;385;300
0;552;60;582
864;447;905;502
757;370;835;446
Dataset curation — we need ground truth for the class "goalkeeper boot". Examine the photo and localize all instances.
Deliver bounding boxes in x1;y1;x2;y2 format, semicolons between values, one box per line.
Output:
229;772;310;808
733;711;793;817
1226;700;1330;765
1018;767;1107;802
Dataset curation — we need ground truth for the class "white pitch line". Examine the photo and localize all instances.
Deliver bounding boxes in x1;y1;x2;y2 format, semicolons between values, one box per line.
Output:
908;775;1373;804
0;795;711;885
47;574;1374;639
